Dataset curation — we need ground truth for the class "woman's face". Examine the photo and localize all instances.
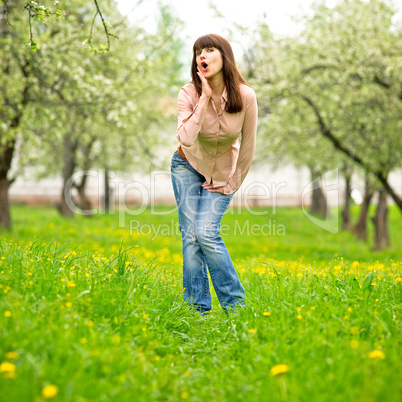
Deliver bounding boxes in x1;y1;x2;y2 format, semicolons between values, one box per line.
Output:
196;47;223;80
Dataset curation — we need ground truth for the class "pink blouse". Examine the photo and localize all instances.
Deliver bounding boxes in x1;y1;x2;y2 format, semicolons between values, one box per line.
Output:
176;82;258;194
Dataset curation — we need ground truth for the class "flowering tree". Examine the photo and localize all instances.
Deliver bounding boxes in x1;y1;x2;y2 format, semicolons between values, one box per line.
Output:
0;0;118;52
250;0;402;249
0;0;183;225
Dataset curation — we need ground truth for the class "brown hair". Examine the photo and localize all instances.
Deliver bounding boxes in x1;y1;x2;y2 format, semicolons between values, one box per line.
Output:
191;34;247;114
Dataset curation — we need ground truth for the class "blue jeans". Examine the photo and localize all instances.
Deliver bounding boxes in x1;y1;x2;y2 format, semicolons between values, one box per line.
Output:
171;151;246;312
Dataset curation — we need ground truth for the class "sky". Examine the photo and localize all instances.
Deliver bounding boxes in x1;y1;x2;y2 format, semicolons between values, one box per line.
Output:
116;0;402;59
116;0;321;37
115;0;332;66
116;0;402;34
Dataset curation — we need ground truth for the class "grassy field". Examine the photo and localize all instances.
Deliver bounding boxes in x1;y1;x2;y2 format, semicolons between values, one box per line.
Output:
0;204;401;401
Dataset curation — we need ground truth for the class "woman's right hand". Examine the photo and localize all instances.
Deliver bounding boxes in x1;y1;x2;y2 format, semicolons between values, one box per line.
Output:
197;66;212;99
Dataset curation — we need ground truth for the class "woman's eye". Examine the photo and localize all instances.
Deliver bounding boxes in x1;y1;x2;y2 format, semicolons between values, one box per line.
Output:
207;48;214;52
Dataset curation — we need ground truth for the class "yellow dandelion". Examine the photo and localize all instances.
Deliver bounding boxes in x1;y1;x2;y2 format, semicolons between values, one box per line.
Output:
143;314;149;319
5;352;18;360
368;350;385;359
263;312;271;317
142;327;146;332
66;281;76;288
143;285;147;289
155;356;161;361
347;307;353;312
270;364;290;376
0;361;17;374
87;320;94;327
65;302;72;308
4;311;12;318
350;340;359;348
351;327;359;335
395;277;402;283
0;360;16;379
80;338;87;344
371;283;377;287
310;306;316;311
248;328;257;334
296;307;302;312
42;384;59;399
343;315;349;320
184;370;191;376
181;392;189;399
296;272;303;279
297;315;302;320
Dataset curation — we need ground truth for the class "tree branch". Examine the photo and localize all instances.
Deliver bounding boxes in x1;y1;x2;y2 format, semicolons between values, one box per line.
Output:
94;0;110;50
302;64;338;75
301;94;402;212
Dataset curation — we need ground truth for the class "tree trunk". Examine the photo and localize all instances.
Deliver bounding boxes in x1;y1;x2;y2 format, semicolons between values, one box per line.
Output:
73;139;95;217
0;49;30;228
58;135;78;217
341;165;353;231
0;179;12;229
0;139;16;229
74;171;94;217
309;167;328;218
371;189;390;251
353;176;375;241
103;167;111;213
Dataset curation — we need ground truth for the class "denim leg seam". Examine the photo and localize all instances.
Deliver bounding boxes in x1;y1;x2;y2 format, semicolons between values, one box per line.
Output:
202;254;225;307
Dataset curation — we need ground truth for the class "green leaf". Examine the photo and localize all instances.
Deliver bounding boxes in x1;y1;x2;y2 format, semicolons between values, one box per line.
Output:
363;271;375;291
352;277;361;290
0;1;4;7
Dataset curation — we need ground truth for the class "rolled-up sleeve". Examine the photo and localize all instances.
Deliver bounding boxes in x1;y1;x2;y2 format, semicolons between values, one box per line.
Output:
177;86;209;147
227;90;258;193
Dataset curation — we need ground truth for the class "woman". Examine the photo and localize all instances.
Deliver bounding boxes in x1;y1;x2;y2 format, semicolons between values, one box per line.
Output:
171;34;258;313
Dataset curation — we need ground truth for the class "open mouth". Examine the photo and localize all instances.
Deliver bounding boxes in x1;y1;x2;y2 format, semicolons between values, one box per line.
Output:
201;62;208;70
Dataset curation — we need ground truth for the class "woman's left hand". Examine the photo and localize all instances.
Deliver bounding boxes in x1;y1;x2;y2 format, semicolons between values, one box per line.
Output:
202;181;226;194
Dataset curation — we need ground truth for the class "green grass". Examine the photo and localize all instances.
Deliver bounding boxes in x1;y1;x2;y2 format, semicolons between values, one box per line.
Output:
0;205;401;401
